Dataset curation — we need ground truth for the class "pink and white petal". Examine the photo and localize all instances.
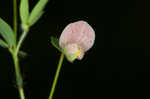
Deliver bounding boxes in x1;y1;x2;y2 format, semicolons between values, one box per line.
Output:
59;23;74;48
73;21;95;51
77;50;85;60
59;20;95;52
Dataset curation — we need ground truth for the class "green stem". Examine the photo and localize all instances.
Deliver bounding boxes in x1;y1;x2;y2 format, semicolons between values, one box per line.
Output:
48;54;64;99
12;53;25;99
12;0;26;99
15;30;28;56
13;0;17;44
13;0;25;99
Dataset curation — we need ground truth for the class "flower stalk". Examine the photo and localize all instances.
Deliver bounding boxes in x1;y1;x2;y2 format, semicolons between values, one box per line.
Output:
48;54;64;99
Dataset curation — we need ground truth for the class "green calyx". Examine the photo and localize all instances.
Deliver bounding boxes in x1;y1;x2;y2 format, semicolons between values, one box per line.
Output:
51;36;80;63
63;47;78;63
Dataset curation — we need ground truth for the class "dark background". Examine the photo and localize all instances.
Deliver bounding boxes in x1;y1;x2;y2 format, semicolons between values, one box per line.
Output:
0;0;150;99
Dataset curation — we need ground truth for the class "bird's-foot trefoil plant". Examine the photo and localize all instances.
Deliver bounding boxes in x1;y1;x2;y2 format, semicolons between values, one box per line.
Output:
0;0;48;99
49;21;95;99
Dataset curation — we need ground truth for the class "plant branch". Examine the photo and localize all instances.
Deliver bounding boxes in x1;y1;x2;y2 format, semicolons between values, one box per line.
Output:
48;54;64;99
15;29;28;56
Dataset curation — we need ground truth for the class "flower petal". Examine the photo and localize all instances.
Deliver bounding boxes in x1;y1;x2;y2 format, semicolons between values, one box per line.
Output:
59;20;95;52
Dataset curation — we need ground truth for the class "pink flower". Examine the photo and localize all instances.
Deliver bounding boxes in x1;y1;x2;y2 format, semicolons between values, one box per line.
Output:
59;20;95;62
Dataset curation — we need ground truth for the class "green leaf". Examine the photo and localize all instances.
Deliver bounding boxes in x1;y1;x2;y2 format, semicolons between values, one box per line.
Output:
18;50;27;58
29;11;44;27
0;39;8;48
20;0;29;24
0;18;15;47
28;0;48;26
50;36;63;53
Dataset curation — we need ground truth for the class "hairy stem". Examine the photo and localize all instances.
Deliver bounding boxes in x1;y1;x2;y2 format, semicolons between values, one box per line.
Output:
48;54;64;99
12;53;25;99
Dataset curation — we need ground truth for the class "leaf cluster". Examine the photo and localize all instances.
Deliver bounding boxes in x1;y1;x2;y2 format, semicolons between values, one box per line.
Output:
0;0;48;57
